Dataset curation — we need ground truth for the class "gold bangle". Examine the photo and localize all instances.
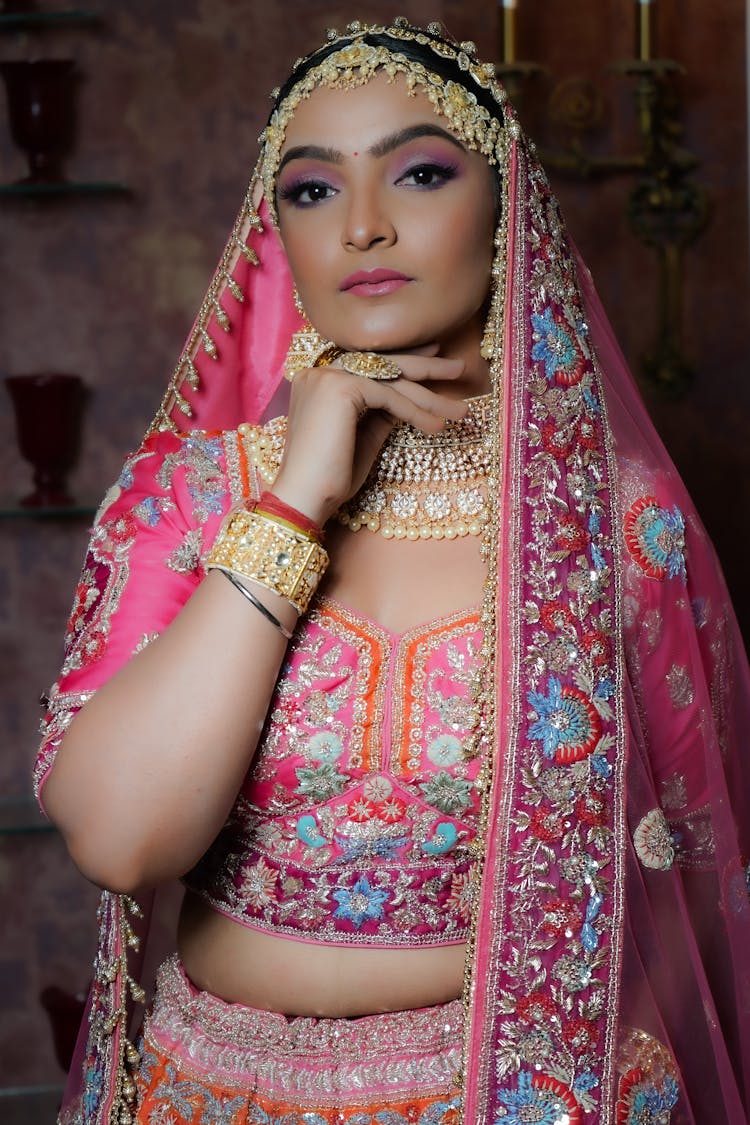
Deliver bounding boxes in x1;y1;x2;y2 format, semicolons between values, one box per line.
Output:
206;509;328;615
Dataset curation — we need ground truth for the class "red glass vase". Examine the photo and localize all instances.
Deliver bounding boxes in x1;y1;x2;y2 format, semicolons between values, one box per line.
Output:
0;59;78;183
5;373;86;507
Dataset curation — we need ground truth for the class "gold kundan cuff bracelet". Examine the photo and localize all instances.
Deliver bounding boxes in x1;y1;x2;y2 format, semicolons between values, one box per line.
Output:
206;508;329;615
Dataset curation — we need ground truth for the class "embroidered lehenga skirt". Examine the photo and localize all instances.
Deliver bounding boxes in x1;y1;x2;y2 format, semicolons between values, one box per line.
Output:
133;956;463;1124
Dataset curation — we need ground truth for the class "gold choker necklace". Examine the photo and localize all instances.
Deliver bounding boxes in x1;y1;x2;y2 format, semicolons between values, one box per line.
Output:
337;395;493;540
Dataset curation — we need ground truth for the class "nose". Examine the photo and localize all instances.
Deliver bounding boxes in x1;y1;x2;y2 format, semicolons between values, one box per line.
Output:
341;183;396;252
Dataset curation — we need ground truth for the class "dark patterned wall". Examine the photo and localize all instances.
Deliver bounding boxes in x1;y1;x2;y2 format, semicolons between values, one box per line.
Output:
0;0;746;1090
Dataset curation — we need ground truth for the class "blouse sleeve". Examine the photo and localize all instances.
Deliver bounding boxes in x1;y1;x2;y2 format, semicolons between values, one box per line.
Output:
33;429;240;807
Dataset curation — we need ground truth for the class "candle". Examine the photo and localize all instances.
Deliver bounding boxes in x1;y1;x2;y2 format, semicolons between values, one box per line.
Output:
501;0;517;65
637;0;654;62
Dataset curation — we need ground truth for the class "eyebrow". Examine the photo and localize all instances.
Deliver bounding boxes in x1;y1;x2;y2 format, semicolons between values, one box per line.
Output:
277;123;466;176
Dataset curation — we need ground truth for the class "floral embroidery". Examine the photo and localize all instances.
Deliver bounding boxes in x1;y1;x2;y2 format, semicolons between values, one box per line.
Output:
446;870;474;921
332;876;390;928
665;663;694;710
420;770;474;815
496;1071;582;1125
427;733;464;767
485;155;621;1115
133;494;175;527
633;809;675;871
531;307;586;386
240;857;279;910
295;762;348;801
624;496;687;582
61;512;137;676
516;992;557;1024
616;1069;679;1125
157;433;227;524
166;528;203;574
527;677;603;764
307;730;345;763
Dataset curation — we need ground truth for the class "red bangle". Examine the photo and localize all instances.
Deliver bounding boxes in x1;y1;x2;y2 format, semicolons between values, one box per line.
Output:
255;491;324;540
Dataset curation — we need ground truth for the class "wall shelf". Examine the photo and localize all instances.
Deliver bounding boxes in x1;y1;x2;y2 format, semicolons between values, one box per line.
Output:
0;181;130;199
0;10;100;33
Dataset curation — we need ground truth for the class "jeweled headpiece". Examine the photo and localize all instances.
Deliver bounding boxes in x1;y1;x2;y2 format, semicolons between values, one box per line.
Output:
259;18;518;221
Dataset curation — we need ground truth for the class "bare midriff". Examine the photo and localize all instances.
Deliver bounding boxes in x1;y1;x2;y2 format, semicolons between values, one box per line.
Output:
178;891;466;1017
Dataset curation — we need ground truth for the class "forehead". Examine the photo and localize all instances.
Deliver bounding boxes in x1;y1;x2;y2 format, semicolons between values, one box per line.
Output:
279;72;456;153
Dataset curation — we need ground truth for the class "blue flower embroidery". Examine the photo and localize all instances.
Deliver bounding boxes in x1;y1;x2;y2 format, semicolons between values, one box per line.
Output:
133;495;163;527
627;1076;679;1122
495;1071;575;1125
531;308;584;385
624;497;687;583
332;877;389;928
527;677;601;764
82;1061;103;1115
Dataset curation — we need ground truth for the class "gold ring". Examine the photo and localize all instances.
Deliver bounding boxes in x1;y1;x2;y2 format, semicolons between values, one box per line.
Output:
337;351;402;381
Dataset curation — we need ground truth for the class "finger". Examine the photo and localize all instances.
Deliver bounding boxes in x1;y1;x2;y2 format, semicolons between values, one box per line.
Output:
384;354;465;382
389;379;469;422
355;381;466;433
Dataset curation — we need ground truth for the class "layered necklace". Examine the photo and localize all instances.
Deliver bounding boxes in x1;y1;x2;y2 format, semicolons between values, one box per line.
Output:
337;394;494;540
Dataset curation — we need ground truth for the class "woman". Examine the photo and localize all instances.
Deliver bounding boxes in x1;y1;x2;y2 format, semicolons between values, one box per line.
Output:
34;19;750;1125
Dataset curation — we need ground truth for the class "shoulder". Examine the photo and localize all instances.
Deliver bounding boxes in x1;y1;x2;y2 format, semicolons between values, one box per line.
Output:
93;418;288;528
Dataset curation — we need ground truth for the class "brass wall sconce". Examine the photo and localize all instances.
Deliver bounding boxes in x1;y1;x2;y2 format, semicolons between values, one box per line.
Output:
497;0;711;395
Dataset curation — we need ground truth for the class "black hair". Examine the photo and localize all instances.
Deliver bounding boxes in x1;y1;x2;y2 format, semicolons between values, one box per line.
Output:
269;26;505;126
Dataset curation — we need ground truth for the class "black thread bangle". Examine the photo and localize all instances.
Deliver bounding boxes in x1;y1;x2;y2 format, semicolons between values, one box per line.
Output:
219;569;295;640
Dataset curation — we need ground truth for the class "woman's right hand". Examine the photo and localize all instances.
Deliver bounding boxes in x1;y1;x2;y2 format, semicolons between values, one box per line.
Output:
271;351;469;526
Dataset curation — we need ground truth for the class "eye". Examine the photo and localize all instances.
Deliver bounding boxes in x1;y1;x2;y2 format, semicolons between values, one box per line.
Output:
277;178;337;207
397;162;458;189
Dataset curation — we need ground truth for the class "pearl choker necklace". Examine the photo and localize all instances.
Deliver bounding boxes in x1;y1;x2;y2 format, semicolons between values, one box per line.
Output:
337;395;494;540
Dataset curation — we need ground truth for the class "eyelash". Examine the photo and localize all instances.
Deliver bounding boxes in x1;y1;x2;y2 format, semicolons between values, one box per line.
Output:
397;161;458;189
277;179;335;207
277;161;459;209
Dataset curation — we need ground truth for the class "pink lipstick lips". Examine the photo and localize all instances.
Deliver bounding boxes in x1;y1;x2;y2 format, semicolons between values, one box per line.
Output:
339;268;411;297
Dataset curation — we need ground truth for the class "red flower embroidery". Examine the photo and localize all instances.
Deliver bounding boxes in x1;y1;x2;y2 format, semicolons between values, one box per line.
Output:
530;806;565;843
575;791;609;827
562;1016;600;1052
539;601;574;631
377;796;406;823
554;514;588;553
541;898;583;938
541;418;575;458
581;629;610;667
517;991;558;1024
81;632;106;665
446;870;474;922
347;797;376;823
106;513;137;546
616;1068;647;1125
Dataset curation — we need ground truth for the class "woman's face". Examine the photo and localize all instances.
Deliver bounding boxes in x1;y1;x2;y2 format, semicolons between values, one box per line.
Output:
275;71;497;355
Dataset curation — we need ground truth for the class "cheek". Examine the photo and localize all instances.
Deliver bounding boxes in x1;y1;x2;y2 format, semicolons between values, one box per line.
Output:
442;207;494;296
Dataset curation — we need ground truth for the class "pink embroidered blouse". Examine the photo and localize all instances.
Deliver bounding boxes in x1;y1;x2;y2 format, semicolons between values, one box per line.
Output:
35;427;484;948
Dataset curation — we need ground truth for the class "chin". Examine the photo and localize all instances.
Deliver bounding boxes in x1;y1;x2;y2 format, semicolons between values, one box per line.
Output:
334;324;434;354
